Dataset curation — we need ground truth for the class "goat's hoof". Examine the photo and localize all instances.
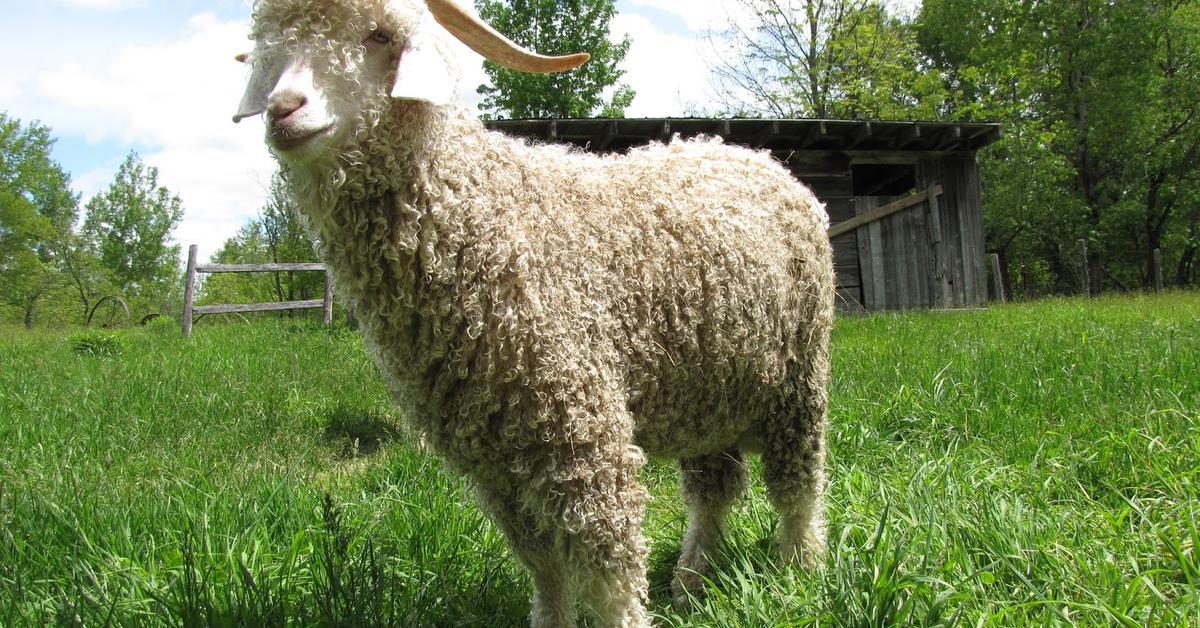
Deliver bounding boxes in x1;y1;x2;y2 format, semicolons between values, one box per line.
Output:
670;575;702;612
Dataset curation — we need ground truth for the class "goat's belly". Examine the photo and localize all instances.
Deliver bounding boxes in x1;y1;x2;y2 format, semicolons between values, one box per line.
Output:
629;402;759;458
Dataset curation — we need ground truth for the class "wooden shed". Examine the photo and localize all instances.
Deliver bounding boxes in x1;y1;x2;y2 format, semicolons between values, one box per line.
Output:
487;118;1003;312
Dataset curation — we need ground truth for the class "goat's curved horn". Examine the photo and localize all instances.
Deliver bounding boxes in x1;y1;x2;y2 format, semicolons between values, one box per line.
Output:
424;0;590;73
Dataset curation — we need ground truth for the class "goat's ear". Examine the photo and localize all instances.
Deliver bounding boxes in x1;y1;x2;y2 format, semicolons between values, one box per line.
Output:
233;50;288;123
390;19;456;105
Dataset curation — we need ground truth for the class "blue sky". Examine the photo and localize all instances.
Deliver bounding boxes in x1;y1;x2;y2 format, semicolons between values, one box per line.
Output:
0;0;738;261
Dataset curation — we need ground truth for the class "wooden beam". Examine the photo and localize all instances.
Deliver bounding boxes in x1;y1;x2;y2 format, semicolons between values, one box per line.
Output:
827;185;943;239
935;125;963;150
845;121;872;149
928;189;950;308
323;271;334;325
183;244;198;337
799;121;826;148
895;123;922;149
753;120;779;147
194;300;325;315
594;120;618;151
197;262;327;273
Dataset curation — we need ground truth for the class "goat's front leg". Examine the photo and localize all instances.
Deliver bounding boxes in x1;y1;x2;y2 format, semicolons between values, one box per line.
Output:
573;445;651;628
478;486;579;627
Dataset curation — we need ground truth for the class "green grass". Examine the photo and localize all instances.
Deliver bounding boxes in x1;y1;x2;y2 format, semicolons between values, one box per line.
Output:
1;294;1197;625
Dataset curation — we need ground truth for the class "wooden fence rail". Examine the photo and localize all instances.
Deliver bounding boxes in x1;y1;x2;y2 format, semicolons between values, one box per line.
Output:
182;244;333;337
827;185;943;239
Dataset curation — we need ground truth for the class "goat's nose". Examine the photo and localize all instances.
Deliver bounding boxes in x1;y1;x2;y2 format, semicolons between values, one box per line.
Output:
267;90;307;120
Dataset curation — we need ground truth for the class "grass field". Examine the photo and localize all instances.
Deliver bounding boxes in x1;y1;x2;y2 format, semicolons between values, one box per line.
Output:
1;293;1197;625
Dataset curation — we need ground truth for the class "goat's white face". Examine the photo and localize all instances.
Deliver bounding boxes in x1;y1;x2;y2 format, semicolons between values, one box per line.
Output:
233;0;590;163
234;1;452;162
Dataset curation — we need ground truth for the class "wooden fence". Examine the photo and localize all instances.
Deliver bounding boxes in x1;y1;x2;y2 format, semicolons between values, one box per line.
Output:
182;244;333;337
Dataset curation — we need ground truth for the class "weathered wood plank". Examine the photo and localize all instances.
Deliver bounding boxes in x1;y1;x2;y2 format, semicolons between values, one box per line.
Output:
183;244;198;337
893;207;911;308
905;195;925;308
322;272;334;326
827;185;942;239
194;300;324;315
832;233;860;259
824;197;855;224
883;203;899;309
946;187;966;307
854;198;875;309
197;262;327;273
927;179;951;308
868;204;885;309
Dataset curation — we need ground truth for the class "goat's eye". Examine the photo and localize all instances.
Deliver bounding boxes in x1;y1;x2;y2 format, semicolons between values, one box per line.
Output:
367;30;392;45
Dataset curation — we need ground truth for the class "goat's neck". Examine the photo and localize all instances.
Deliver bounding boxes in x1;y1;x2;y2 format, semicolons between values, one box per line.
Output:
293;109;520;428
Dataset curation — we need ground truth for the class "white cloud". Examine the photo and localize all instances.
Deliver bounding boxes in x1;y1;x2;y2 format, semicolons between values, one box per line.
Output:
52;0;145;10
622;0;753;33
22;12;276;263
612;14;713;117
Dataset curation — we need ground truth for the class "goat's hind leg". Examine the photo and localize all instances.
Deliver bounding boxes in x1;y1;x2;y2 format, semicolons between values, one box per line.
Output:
672;449;748;608
761;400;828;568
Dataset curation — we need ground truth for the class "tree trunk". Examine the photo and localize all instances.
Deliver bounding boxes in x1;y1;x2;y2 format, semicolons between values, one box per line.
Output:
23;297;37;329
1178;244;1197;286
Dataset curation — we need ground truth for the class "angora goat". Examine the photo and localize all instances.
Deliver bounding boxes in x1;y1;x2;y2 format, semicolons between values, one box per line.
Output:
233;0;834;625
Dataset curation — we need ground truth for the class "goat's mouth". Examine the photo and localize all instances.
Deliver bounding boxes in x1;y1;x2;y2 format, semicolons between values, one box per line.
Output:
268;121;334;152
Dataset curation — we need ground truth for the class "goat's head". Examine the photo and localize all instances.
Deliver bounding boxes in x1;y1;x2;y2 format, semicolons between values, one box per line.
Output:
233;0;589;162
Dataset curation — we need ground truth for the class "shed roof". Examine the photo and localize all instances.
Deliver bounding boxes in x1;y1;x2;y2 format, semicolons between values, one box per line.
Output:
486;118;1003;154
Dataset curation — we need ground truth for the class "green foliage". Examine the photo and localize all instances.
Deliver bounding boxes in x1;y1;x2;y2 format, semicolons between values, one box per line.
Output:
707;0;947;119
475;0;635;118
0;293;1197;624
81;152;183;316
917;0;1200;295
0;113;82;328
201;170;321;309
67;329;124;357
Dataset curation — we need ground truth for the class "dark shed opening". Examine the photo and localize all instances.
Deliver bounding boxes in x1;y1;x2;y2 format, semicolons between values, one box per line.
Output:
486;118;1003;313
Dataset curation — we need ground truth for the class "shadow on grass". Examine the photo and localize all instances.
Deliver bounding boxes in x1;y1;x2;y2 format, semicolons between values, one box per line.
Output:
322;407;404;458
645;523;782;613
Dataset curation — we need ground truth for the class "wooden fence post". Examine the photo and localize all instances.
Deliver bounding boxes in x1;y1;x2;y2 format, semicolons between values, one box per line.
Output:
989;253;1005;303
323;271;334;326
183;244;198;337
1154;248;1164;293
1078;239;1090;297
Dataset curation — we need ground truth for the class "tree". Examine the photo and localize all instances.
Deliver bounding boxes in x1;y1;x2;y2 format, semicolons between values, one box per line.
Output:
202;170;321;308
475;0;635;118
81;152;184;313
918;0;1200;294
260;171;320;302
706;0;944;119
0;114;80;328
